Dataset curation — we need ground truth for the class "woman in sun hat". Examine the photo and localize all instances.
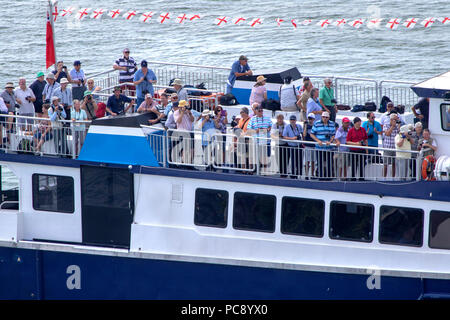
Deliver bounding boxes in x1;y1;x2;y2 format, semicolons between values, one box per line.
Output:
249;75;267;106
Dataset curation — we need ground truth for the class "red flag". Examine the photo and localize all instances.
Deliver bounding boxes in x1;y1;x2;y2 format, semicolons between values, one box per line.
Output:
46;10;56;69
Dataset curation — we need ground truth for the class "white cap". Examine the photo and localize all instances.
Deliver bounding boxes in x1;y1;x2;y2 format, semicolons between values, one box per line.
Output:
307;113;315;119
322;111;330;117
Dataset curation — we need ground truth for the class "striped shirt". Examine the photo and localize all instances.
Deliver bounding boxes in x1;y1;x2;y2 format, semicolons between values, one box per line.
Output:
115;56;137;83
311;120;336;149
248;115;272;144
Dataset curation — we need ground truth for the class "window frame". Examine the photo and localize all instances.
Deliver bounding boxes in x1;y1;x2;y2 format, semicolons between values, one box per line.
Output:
329;200;374;243
378;205;424;248
194;188;229;228
429;210;450;250
281;196;325;238
232;191;277;233
440;103;450;131
32;173;75;214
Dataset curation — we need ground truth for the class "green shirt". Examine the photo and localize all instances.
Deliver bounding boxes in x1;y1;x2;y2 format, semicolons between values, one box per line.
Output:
319;87;334;106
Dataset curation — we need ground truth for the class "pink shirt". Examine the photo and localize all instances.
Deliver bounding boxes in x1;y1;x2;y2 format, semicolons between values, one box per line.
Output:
249;85;266;105
173;109;193;131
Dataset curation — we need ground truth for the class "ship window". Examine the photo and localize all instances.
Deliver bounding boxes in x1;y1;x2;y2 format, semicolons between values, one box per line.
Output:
32;174;74;213
379;206;423;247
281;197;324;237
441;103;450;131
233;192;276;233
330;201;374;242
194;188;228;228
429;210;450;250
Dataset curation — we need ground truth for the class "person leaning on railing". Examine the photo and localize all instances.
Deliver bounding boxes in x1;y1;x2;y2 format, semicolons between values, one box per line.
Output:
33;104;52;153
417;128;438;157
303;113;317;179
1;82;18;135
282;115;303;178
0;95;8;148
319;78;338;122
71;99;88;156
105;86;135;116
137;94;163;125
48;96;68;155
382;113;401;178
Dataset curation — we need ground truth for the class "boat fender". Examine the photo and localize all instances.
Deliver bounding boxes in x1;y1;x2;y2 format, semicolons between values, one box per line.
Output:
421;155;436;181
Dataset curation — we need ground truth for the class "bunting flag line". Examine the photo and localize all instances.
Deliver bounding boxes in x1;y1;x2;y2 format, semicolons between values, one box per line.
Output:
52;8;450;31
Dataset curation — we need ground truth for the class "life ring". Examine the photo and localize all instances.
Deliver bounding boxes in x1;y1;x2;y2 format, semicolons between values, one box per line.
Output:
422;155;436;181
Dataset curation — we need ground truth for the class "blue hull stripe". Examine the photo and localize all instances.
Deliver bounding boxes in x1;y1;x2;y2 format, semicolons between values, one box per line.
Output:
3;246;446;300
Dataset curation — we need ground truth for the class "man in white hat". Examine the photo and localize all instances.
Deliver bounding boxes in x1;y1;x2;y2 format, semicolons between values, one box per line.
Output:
42;72;60;104
48;96;68;154
172;79;188;102
1;82;18;114
198;109;219;148
53;78;72;119
310;110;338;179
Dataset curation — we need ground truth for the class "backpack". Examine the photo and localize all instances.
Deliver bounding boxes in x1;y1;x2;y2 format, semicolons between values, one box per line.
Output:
364;102;377;111
262;99;281;112
336;104;351;111
351;104;365;112
219;93;238;106
17;138;33;154
379;96;391;113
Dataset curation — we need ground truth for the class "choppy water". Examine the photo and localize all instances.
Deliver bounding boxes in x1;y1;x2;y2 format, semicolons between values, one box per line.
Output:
0;0;449;84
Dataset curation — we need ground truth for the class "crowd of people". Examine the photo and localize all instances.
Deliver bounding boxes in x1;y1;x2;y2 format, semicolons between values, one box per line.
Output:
0;51;440;179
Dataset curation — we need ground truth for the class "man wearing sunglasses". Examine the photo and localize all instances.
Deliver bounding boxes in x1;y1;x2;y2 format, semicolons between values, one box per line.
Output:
113;48;137;95
362;112;382;155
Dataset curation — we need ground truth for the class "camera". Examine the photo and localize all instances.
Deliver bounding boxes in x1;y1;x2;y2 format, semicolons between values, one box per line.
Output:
367;134;374;139
25;96;32;102
296;135;302;140
331;99;337;104
360;140;366;146
186;105;192;110
396;120;401;124
231;115;238;127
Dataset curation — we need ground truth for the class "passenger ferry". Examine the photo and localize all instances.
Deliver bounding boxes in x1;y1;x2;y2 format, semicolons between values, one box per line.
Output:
0;64;449;300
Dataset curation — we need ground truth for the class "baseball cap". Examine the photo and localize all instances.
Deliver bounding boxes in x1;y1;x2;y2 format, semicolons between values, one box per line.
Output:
289;115;297;121
141;60;148;67
239;55;248;61
36;72;45;78
83;90;92;97
322;111;330;117
307;113;315;119
73;60;81;66
123;48;130;53
342;117;350;123
145;93;152;99
46;73;55;79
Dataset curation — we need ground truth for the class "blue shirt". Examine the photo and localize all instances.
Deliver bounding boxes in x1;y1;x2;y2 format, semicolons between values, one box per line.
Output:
133;68;157;98
335;126;350;152
106;94;132;114
69;68;86;88
362;120;382;147
282;123;303;147
311;120;336;150
53;87;73;106
227;60;250;88
199;119;216;146
306;97;322;122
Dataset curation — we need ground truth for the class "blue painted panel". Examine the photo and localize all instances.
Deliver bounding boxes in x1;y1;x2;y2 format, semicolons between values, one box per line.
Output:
0;246;430;300
231;87;251;105
78;133;160;167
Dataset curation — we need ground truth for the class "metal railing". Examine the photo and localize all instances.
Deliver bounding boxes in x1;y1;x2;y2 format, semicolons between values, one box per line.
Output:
0;114;91;159
88;62;418;112
146;128;423;181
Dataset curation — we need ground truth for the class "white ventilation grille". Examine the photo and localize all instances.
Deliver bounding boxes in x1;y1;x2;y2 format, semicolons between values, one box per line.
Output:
171;184;183;203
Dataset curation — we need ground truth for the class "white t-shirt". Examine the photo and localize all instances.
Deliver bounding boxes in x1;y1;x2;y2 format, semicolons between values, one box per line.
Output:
0;97;8;113
279;84;299;111
14;87;36;114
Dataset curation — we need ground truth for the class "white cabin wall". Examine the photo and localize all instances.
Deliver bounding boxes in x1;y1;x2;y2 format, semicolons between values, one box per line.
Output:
130;174;450;274
429;98;450;158
6;162;82;243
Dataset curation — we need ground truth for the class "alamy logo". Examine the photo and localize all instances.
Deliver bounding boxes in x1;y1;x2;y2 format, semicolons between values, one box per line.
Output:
66;265;81;290
366;267;381;290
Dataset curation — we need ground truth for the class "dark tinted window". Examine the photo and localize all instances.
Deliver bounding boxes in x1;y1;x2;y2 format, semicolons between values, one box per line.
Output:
281;197;324;237
32;174;74;213
330;201;374;242
194;188;228;228
429;210;450;250
441;103;450;131
233;192;276;233
379;206;423;247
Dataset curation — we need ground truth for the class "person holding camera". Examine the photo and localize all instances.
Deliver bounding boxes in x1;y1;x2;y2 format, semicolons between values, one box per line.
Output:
81;90;98;120
48;96;68;155
106;86;135;116
362;112;382;155
70;60;86;101
133;60;157;109
395;125;413;179
319;78;338;122
198;109;219;149
282;115;304;178
42;73;60;105
53;78;72;121
346;117;368;181
417;128;437;157
52;61;72;84
14;77;36;130
174;100;194;131
382;113;401;178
